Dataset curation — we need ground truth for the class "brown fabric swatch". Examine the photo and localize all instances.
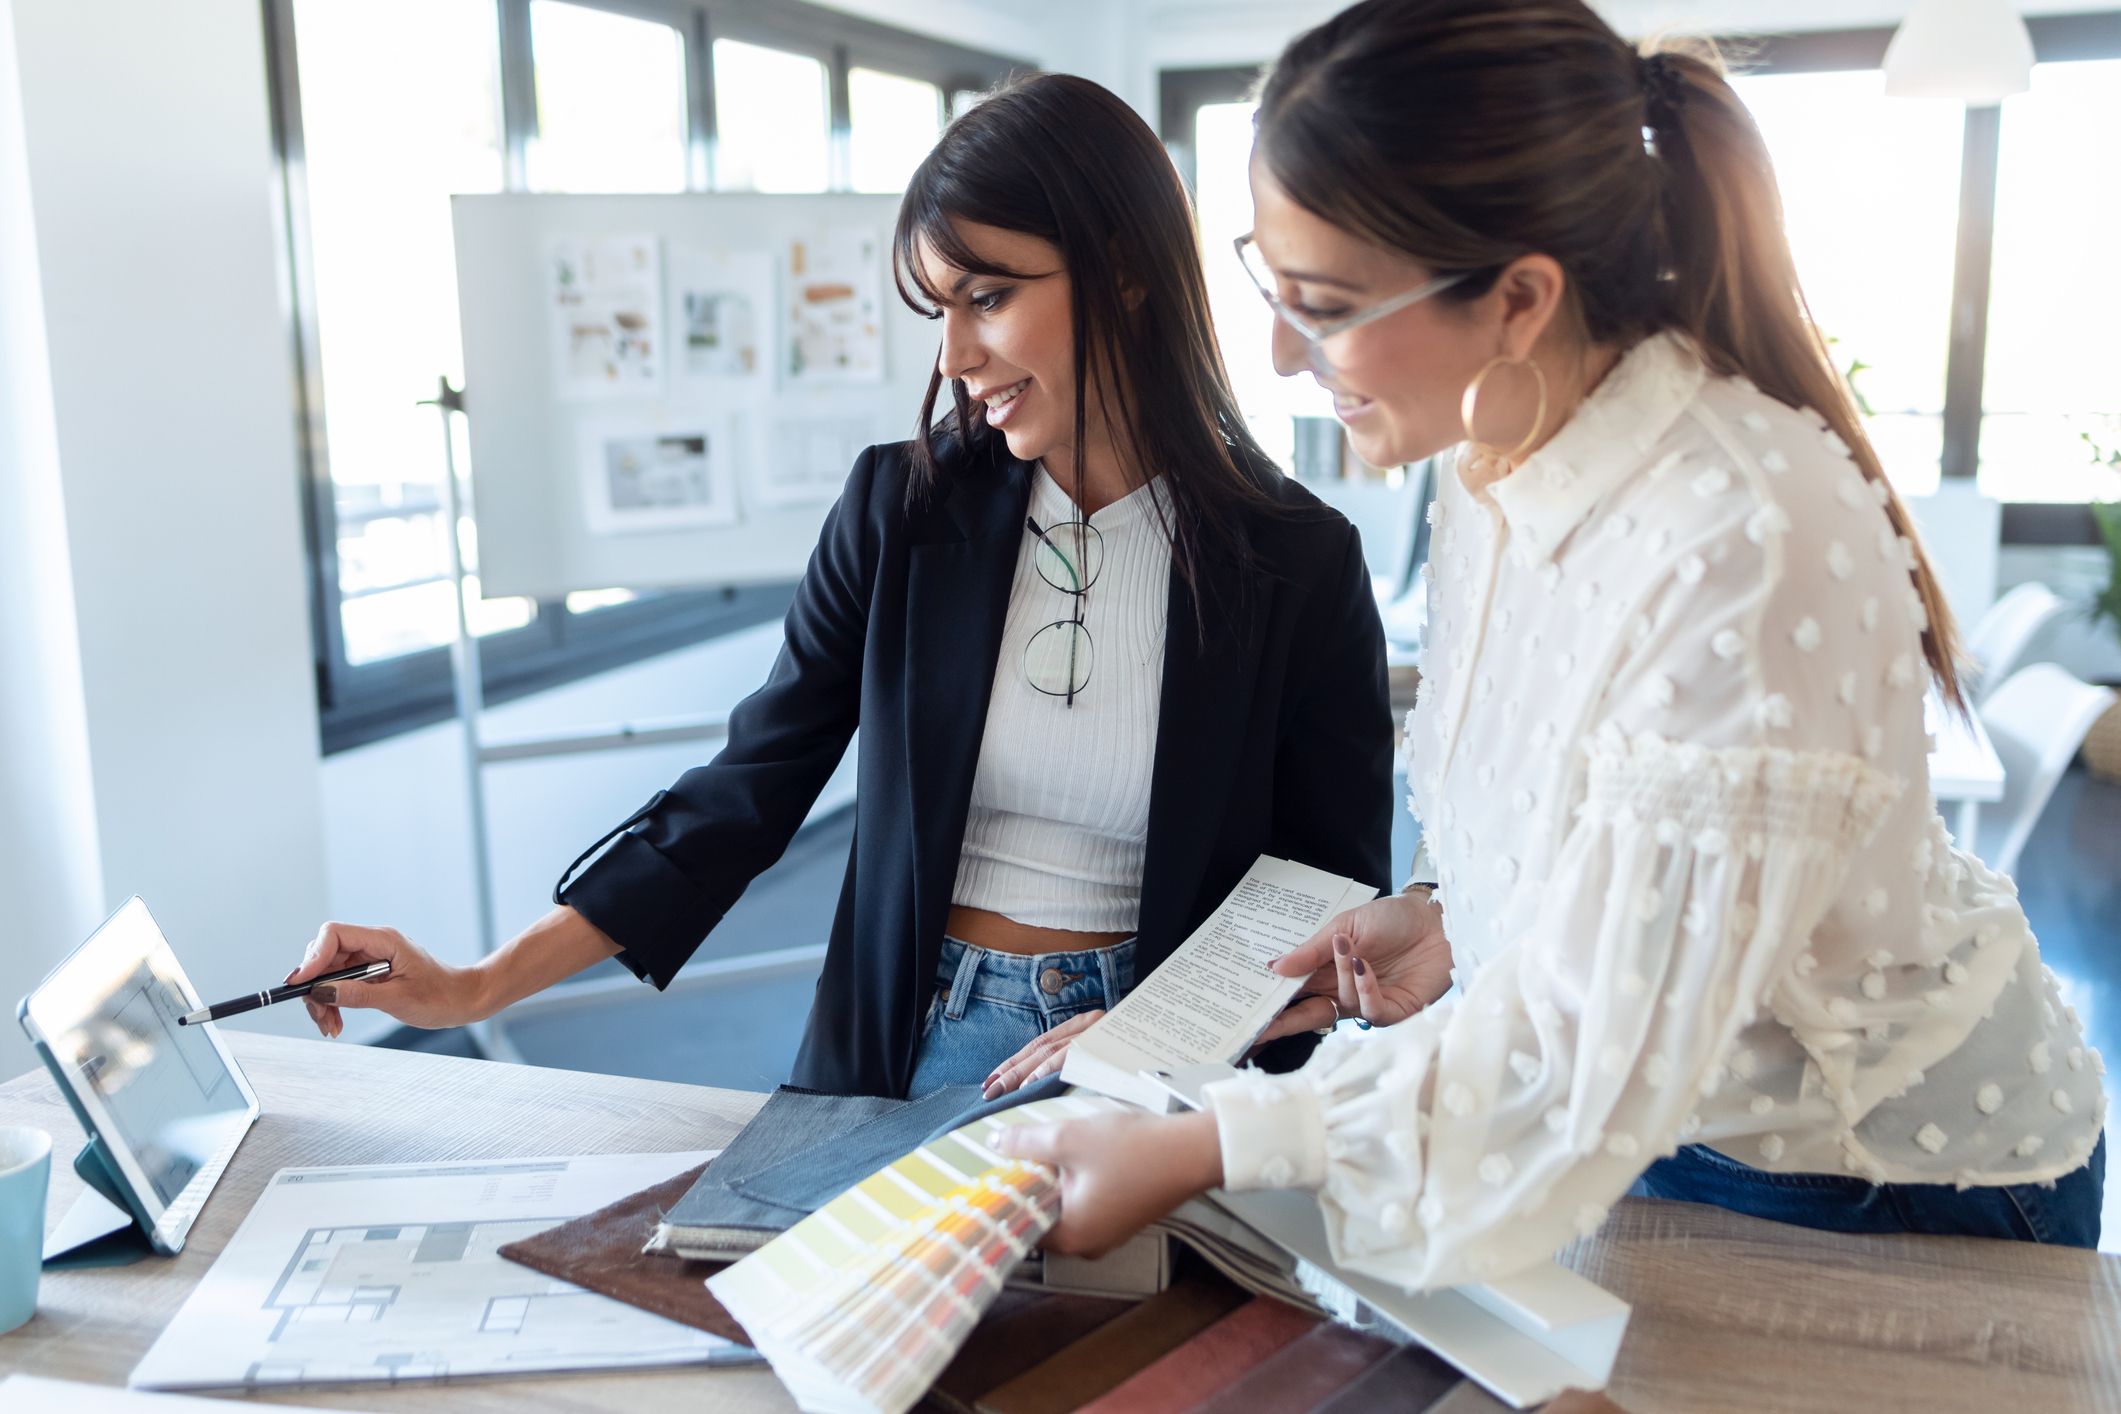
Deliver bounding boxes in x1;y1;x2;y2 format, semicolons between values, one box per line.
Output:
922;1291;1140;1414
1072;1296;1322;1414
1302;1338;1466;1414
497;1161;752;1346
1538;1393;1631;1413
976;1272;1254;1414
1172;1320;1400;1414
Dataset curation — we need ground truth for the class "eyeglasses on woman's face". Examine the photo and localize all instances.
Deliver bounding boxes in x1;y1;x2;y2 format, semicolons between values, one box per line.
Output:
1234;233;1469;380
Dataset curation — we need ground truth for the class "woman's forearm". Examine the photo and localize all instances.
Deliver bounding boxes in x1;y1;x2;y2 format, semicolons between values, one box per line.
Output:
465;906;623;1020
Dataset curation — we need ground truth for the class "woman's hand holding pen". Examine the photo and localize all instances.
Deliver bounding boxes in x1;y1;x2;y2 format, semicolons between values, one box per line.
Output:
286;924;473;1038
985;892;1456;1090
1255;891;1455;1043
287;906;624;1038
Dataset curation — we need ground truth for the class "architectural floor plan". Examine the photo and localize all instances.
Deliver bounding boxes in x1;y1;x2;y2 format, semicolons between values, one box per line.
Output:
131;1151;754;1389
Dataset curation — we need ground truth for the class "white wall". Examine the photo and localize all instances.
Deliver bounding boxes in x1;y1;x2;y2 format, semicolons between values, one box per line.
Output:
0;0;105;1081
2;0;331;1074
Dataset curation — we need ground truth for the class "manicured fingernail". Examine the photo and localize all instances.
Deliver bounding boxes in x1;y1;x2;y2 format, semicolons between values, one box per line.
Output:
983;1081;1004;1100
312;985;337;1005
1353;958;1367;977
1334;936;1351;958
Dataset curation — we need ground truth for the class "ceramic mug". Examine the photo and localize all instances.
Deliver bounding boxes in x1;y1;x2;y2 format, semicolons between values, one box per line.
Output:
0;1126;52;1334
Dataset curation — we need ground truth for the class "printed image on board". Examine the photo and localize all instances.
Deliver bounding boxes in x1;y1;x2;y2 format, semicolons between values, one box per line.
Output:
577;419;738;537
784;228;883;385
548;235;663;400
760;415;881;508
669;246;772;392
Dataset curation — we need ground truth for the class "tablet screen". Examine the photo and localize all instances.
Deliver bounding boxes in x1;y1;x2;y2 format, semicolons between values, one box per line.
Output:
21;899;256;1224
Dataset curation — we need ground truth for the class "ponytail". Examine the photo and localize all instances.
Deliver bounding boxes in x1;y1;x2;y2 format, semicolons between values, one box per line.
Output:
1639;42;1965;709
1257;1;1965;709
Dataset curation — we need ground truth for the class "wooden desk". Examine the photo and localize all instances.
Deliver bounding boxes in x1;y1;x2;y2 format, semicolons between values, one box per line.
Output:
2;1035;2115;1413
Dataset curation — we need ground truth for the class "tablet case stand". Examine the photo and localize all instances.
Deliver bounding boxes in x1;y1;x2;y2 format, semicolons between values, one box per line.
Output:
42;1135;157;1269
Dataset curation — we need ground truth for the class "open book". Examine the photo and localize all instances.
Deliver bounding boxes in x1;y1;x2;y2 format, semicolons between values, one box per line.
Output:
1059;856;1376;1111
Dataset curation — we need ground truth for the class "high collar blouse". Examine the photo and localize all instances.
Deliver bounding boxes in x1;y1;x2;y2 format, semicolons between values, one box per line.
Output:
1203;332;2108;1291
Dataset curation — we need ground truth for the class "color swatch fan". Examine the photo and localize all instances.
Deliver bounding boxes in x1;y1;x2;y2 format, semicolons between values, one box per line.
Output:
710;1093;1129;1414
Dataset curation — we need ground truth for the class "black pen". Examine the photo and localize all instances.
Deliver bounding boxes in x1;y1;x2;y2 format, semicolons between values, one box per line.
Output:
176;960;391;1026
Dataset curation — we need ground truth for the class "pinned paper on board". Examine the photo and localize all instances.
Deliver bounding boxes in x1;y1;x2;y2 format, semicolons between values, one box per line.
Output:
670;246;772;390
785;228;884;385
548;235;663;399
760;415;880;508
578;420;738;536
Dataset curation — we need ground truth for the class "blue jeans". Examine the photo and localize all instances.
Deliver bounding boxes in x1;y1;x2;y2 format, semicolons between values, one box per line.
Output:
906;935;1135;1099
1630;1136;2106;1248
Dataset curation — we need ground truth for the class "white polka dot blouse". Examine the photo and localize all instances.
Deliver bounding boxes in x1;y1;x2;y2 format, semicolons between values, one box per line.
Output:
1201;332;2107;1291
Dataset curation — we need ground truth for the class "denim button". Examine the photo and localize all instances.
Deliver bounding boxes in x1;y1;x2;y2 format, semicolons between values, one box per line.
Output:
1039;968;1066;995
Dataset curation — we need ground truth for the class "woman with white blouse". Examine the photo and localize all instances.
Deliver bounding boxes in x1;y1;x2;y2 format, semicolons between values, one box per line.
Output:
999;0;2107;1272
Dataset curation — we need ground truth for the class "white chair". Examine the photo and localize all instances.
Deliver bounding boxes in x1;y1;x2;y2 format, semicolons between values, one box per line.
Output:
1974;663;2117;878
1964;582;2070;705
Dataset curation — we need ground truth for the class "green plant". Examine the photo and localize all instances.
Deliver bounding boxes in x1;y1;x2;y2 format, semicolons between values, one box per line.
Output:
2084;427;2121;474
1826;335;1877;417
2092;500;2121;644
2086;423;2121;644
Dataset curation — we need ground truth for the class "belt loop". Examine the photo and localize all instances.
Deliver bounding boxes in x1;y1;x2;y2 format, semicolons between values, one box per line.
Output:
944;941;983;1021
1095;943;1127;1011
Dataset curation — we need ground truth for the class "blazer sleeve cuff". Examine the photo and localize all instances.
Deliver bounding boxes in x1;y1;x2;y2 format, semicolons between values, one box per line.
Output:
558;832;724;990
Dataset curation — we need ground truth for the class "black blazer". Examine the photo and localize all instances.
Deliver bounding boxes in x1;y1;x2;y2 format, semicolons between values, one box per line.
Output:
559;438;1394;1097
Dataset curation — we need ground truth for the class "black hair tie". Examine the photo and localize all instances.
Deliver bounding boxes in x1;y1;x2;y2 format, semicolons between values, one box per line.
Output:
1641;52;1689;127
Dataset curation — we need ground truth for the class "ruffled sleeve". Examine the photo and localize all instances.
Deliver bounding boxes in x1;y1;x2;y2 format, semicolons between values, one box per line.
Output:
1204;730;1902;1290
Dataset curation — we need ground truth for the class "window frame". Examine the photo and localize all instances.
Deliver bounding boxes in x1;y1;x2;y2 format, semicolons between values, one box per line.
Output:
262;0;1025;755
1156;11;2121;547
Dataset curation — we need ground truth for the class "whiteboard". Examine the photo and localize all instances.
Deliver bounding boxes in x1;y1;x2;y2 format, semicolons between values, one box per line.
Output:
452;193;938;600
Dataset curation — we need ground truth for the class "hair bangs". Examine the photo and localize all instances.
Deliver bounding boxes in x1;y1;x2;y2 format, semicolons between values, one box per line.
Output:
892;166;1047;318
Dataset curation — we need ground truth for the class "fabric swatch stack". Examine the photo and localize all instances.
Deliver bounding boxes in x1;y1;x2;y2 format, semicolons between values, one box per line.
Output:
500;1080;1628;1414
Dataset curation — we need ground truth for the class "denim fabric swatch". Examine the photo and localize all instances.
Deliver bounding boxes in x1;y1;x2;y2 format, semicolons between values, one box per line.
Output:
663;1086;907;1239
727;1083;984;1215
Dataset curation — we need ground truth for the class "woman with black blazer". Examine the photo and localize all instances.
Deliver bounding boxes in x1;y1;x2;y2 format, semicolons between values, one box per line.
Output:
285;74;1394;1100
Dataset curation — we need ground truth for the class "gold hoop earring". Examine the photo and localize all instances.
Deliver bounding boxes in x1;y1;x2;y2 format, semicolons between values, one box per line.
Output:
1460;355;1550;468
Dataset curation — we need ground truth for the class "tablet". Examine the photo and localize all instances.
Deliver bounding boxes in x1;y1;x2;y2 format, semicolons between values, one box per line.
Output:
17;897;259;1255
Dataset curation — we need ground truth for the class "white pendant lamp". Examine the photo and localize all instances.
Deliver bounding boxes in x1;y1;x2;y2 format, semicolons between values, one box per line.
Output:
1883;0;2034;103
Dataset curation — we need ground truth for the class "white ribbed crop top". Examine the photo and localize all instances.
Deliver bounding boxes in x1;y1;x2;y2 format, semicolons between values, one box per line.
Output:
951;468;1172;933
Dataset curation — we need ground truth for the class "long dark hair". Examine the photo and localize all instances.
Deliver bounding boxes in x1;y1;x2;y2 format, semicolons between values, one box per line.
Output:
893;73;1279;611
1256;0;1965;707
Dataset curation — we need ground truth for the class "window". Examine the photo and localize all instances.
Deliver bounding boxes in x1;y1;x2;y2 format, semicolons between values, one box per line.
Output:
1161;15;2121;543
288;0;522;668
849;68;942;193
1982;58;2121;504
268;0;1021;752
1731;70;1964;497
712;39;830;193
1195;99;1334;471
528;2;688;195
